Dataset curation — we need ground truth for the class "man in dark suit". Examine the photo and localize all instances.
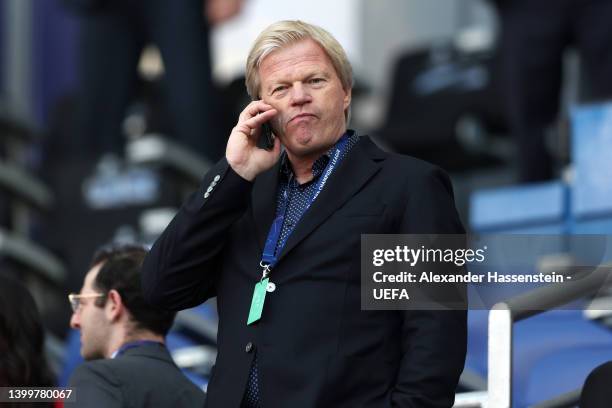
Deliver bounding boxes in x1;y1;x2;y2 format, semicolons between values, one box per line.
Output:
142;20;467;408
68;244;205;407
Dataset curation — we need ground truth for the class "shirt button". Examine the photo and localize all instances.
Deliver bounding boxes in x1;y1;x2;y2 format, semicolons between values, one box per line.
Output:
214;175;221;182
245;342;254;353
204;192;210;199
206;186;213;193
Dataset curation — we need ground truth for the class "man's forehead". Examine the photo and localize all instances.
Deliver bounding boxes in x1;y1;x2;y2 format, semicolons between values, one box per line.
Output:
82;262;103;290
259;39;333;79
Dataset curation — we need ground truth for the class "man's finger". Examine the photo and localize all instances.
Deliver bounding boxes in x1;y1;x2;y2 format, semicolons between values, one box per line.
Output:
242;109;277;132
239;101;274;122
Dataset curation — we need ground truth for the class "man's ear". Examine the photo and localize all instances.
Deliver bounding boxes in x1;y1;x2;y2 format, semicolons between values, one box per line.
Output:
343;87;352;124
105;289;124;322
343;87;352;112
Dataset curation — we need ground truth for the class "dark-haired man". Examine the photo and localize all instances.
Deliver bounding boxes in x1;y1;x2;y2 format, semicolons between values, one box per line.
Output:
68;244;205;408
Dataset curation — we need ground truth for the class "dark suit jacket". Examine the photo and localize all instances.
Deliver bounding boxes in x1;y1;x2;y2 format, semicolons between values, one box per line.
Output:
580;361;612;408
68;343;205;407
142;135;467;408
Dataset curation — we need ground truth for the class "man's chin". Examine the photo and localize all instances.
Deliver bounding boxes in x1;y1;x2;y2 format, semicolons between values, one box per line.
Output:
284;135;318;155
291;132;314;148
286;144;321;160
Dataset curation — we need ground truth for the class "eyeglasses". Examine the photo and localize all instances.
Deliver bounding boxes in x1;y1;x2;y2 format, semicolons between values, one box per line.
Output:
68;293;105;313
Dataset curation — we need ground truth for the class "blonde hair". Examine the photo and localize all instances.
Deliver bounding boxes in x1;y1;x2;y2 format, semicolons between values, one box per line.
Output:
245;20;353;100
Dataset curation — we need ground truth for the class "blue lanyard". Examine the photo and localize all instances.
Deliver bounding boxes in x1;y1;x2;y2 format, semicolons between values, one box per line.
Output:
112;340;165;358
260;134;349;275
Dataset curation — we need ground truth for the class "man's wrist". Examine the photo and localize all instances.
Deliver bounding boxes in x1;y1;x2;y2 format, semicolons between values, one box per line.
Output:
226;163;256;183
228;165;256;182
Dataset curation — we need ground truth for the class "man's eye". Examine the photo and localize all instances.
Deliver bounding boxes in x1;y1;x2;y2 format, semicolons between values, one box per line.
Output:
309;78;324;84
273;86;287;94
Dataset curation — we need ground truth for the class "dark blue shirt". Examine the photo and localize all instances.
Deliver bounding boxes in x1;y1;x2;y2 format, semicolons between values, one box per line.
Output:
273;130;360;255
241;130;360;408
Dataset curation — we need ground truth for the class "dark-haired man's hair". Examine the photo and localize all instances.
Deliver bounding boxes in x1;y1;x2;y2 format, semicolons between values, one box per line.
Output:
90;243;149;268
90;243;175;336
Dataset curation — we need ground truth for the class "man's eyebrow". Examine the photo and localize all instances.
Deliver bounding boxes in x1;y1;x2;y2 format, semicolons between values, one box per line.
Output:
306;71;331;79
263;67;334;94
268;69;331;84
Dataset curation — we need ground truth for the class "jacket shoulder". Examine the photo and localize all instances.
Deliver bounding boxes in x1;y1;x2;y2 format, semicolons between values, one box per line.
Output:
70;359;121;385
386;151;444;176
68;361;124;407
358;135;443;176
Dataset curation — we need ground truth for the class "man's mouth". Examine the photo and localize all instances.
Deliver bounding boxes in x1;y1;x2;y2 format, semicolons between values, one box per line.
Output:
289;113;316;123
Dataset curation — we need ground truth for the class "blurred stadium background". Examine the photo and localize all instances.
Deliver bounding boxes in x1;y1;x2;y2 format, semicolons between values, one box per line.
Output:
1;0;612;406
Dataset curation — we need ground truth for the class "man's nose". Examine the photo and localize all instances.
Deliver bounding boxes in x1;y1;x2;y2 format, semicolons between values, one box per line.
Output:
290;83;311;105
70;311;80;329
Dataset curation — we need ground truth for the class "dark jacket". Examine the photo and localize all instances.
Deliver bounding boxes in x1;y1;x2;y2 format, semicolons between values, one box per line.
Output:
68;343;205;407
142;135;467;408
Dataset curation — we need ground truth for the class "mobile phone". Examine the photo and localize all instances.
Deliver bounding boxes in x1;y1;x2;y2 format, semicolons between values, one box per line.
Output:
258;121;275;151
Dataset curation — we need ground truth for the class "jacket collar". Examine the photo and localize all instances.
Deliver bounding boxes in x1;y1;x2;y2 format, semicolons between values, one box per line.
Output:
251;134;386;265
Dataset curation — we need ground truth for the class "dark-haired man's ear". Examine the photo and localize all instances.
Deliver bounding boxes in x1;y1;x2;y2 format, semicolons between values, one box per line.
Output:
105;289;124;323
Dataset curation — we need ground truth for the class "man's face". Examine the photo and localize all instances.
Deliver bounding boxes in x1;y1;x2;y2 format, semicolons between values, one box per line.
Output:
258;39;351;160
69;263;110;360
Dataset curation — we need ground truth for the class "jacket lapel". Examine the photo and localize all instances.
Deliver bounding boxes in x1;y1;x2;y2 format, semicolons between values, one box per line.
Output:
251;160;282;251
276;136;384;263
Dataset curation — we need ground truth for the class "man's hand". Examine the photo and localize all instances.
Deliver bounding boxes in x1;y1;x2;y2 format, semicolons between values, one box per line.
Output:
226;101;281;181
